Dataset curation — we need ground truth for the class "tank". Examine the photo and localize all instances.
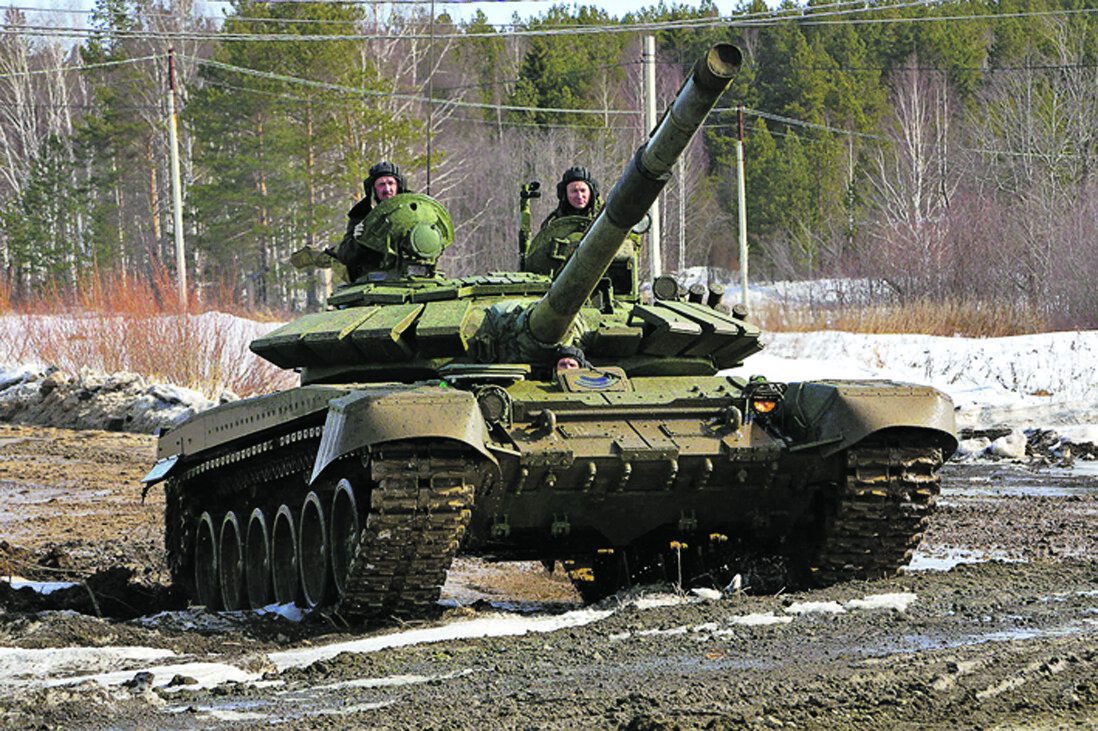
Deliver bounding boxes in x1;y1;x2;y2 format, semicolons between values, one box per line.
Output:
143;44;956;618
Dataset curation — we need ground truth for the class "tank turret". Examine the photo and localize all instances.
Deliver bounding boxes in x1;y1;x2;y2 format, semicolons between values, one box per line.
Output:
256;43;756;381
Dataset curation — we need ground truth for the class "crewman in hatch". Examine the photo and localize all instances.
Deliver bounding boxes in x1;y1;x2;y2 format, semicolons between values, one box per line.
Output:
336;161;412;280
540;165;602;229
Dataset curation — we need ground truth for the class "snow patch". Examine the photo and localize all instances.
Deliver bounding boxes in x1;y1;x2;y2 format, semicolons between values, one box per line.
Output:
785;593;918;616
268;607;613;672
783;600;846;615
629;593;692;610
48;661;265;693
2;578;79;595
722;329;1098;433
844;592;918;612
318;668;476;691
0;646;177;693
727;613;794;627
989;430;1028;460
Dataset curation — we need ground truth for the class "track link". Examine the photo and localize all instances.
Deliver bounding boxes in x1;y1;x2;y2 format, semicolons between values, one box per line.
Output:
808;441;942;584
336;449;477;620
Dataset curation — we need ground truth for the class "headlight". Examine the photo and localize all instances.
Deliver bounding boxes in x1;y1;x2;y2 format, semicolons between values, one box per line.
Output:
751;398;778;414
746;380;786;418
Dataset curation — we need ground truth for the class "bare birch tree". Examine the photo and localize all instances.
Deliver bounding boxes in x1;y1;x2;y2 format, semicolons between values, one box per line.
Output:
967;19;1098;322
862;56;957;302
0;8;87;290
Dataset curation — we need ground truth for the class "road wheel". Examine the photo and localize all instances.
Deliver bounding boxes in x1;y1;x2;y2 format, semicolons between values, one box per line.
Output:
194;512;220;610
271;504;300;605
299;491;331;609
218;511;245;611
245;508;272;609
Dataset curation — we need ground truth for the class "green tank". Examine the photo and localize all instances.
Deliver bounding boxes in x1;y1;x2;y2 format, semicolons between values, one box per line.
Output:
143;44;956;618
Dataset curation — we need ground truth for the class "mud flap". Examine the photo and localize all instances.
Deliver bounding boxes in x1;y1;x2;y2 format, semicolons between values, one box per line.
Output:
309;387;496;483
141;454;179;495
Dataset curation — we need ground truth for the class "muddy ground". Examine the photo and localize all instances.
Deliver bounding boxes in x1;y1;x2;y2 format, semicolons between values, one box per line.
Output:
1;422;1098;730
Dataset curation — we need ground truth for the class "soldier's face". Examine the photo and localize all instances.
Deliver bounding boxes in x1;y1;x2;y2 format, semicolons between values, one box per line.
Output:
556;357;581;372
374;176;398;200
566;181;590;210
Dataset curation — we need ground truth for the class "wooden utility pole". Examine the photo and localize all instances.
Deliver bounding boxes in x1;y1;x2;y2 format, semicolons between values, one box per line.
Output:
736;107;749;310
167;49;187;310
643;35;662;279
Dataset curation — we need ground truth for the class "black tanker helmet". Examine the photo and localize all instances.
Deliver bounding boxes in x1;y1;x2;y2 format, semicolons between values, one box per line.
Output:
555;165;600;206
553;344;590;369
363;161;409;198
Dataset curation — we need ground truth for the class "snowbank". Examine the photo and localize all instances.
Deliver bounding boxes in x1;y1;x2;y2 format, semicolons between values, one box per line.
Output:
736;330;1098;431
0;365;221;434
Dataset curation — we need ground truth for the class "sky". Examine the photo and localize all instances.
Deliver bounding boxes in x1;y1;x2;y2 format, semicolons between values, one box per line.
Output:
14;0;748;30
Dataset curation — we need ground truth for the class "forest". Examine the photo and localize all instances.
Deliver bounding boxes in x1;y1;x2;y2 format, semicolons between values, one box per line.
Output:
2;0;1097;329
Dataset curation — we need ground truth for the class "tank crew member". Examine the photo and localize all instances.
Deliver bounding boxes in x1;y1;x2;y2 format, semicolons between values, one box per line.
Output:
540;165;602;229
552;344;590;381
336;161;411;280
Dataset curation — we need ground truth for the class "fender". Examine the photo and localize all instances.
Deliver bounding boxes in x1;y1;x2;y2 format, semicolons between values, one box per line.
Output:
143;385;342;487
309;386;495;483
783;380;958;458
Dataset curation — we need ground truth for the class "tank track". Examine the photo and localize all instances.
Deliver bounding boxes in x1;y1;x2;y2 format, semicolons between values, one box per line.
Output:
336;449;476;620
164;433;484;621
806;440;942;584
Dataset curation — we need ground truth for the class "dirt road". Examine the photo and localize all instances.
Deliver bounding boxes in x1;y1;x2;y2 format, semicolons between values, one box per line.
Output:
2;423;1097;730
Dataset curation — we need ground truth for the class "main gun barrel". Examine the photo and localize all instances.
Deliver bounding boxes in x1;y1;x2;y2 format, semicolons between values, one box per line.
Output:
526;43;742;346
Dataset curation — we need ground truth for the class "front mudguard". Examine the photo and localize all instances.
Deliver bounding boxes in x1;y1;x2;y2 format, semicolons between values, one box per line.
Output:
309;386;495;483
780;380;958;457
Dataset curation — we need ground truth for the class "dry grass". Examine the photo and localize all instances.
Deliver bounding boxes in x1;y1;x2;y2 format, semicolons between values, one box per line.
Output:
10;313;296;397
1;268;1052;398
752;297;1048;338
0;269;295;398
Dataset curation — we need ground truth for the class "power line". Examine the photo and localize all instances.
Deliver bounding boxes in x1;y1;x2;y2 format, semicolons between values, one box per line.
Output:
6;19;726;42
714;107;890;142
9;3;1098;43
8;0;1098;44
0;0;940;42
8;47;1097;134
10;45;1098;87
754;4;1098;28
0;54;158;80
191;55;639;117
6;3;1098;152
5;0;556;8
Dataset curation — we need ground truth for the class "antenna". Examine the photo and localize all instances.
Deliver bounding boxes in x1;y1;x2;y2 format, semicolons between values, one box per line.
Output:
425;0;436;194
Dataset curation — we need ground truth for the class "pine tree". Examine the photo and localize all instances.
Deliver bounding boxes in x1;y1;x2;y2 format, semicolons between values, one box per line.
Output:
185;1;427;306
